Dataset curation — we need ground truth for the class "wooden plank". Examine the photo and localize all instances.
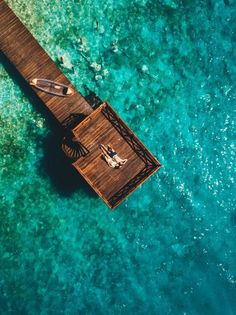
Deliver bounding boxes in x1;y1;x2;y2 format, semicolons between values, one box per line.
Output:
0;0;93;123
0;0;161;208
72;103;161;208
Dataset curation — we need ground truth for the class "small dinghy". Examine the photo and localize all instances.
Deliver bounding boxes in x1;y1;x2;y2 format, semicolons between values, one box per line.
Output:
29;78;74;97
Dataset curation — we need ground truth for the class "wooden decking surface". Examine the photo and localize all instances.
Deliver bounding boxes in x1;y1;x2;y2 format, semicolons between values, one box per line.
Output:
72;103;161;208
0;0;161;208
0;0;93;124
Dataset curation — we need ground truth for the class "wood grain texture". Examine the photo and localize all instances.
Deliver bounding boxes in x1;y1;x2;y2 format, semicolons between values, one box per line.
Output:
0;0;93;123
0;0;161;208
72;103;161;208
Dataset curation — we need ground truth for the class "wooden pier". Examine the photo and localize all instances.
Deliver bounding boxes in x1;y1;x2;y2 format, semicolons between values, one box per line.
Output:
0;0;161;208
0;0;92;123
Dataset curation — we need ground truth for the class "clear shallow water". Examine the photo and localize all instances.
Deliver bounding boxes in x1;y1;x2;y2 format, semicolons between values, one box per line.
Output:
0;0;236;314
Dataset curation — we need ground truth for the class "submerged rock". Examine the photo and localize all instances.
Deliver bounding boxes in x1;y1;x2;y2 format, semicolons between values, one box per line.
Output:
78;37;89;52
103;69;109;76
58;53;74;71
142;65;149;72
95;74;103;81
111;40;119;53
90;62;102;72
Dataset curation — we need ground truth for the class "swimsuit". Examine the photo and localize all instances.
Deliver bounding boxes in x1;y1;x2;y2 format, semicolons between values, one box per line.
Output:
109;151;117;158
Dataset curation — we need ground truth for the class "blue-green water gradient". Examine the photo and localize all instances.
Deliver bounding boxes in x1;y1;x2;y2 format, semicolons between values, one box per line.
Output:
0;0;236;314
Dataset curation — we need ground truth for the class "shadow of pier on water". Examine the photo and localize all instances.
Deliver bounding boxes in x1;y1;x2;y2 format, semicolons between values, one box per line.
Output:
0;51;97;198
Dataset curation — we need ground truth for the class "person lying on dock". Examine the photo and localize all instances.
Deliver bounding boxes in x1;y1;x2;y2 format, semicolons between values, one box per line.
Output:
99;145;119;168
99;144;127;167
107;144;128;165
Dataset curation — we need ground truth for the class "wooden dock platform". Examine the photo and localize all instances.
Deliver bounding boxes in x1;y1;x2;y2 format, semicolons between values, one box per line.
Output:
0;0;161;208
72;102;160;208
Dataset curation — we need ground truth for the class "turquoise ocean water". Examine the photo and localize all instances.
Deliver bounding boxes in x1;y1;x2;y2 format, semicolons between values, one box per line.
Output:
0;0;236;314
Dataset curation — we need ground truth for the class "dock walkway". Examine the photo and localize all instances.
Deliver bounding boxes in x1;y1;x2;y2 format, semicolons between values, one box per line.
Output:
0;0;161;208
0;0;92;124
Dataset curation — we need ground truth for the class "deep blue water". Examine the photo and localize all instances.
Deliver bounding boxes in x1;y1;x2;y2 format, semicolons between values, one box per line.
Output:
0;0;236;314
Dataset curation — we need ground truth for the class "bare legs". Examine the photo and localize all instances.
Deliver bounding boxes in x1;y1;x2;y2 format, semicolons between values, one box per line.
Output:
99;145;119;168
99;144;128;168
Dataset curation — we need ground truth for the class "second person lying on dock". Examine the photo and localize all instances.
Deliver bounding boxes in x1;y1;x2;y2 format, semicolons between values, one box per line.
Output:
99;144;127;168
